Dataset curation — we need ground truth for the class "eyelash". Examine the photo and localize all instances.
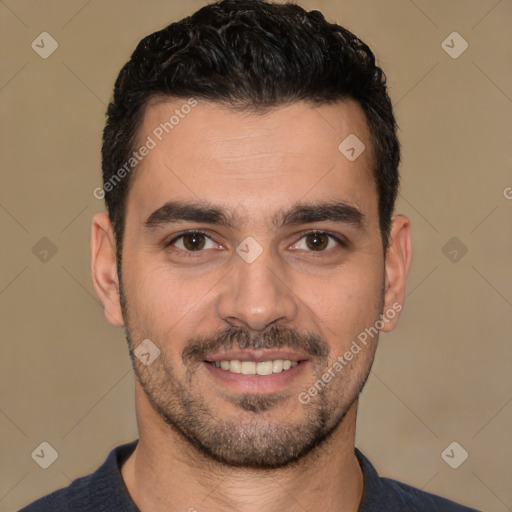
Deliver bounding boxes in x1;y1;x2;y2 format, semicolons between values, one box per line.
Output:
165;230;348;252
296;230;349;250
165;230;213;250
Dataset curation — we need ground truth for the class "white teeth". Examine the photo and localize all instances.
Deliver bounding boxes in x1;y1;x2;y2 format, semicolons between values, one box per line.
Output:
256;361;273;376
241;361;256;375
212;359;299;375
272;360;283;373
229;360;242;373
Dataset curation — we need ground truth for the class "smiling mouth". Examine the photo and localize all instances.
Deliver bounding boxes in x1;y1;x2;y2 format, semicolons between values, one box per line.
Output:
206;359;302;375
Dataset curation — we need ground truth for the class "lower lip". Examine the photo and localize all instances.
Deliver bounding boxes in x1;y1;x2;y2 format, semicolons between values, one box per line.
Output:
203;361;309;393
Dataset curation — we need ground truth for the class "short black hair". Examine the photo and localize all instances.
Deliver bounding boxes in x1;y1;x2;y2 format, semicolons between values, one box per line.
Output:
101;0;400;261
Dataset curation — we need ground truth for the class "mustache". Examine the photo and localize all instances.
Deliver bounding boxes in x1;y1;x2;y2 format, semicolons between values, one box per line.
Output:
182;325;329;365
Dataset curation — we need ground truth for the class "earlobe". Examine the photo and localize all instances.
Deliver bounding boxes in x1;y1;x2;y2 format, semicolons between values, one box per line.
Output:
90;212;125;327
381;214;412;332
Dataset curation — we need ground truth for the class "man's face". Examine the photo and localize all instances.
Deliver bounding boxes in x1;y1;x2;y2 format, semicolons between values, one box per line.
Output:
112;99;398;468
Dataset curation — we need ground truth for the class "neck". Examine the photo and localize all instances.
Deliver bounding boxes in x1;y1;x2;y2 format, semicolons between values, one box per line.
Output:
122;385;364;512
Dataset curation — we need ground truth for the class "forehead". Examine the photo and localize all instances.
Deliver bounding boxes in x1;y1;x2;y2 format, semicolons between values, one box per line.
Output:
126;98;377;227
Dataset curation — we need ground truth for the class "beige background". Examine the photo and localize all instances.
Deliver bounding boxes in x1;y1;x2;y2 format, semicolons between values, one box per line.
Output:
1;1;511;511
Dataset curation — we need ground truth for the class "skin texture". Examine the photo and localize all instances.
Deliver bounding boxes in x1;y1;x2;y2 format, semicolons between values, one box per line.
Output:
91;98;412;512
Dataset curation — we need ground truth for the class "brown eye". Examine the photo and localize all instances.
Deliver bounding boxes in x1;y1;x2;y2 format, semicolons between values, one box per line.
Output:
305;233;329;251
182;233;207;251
291;232;342;253
167;231;220;255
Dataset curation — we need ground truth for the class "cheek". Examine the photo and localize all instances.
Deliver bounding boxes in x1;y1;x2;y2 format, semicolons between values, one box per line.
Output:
300;260;384;343
124;256;222;342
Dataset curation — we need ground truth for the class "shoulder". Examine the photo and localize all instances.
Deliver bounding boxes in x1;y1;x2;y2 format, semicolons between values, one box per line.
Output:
356;449;482;512
18;471;94;512
373;476;482;511
18;440;139;512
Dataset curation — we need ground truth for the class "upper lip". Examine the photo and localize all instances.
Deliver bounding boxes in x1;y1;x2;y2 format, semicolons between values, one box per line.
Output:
205;349;309;363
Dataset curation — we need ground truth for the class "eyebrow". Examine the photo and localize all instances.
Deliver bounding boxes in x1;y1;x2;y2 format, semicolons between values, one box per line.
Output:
144;201;234;229
143;200;365;231
279;202;365;229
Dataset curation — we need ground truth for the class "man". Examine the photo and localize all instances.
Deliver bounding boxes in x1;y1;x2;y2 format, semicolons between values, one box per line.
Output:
21;1;480;510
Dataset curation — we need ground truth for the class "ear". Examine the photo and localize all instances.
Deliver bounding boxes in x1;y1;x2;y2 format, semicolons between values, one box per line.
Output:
381;214;412;332
90;212;124;327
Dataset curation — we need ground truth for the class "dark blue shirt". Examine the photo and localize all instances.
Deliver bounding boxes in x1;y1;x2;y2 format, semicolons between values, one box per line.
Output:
19;440;481;511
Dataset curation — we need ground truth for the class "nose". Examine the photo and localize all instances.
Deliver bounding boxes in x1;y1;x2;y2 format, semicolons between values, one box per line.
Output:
216;248;299;332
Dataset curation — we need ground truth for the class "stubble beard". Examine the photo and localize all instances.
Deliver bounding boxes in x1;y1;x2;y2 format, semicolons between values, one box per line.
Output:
119;276;380;469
